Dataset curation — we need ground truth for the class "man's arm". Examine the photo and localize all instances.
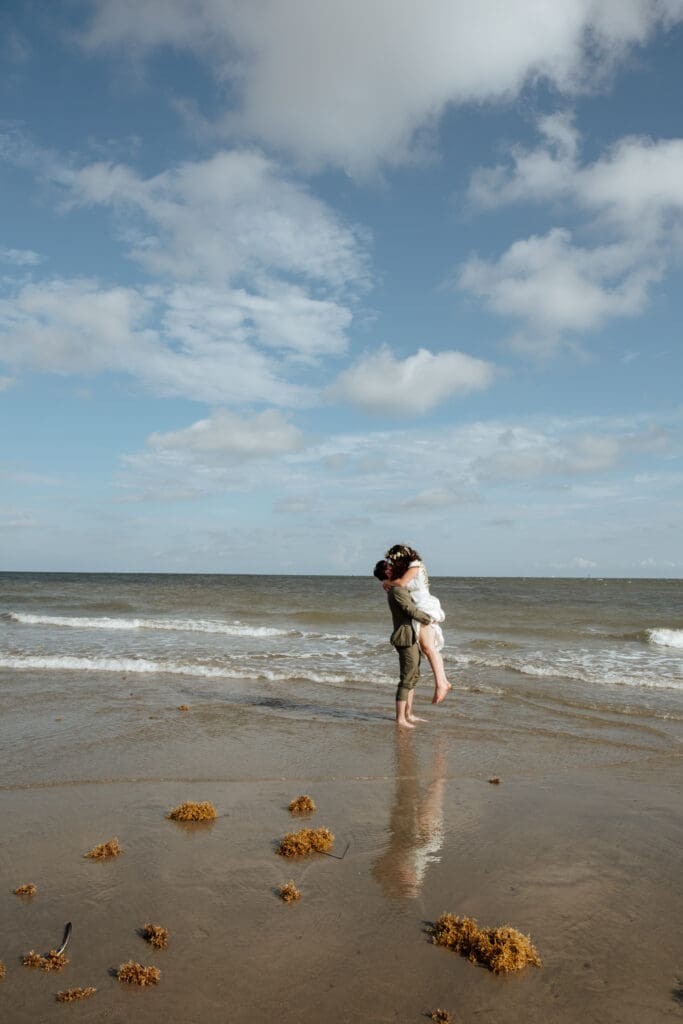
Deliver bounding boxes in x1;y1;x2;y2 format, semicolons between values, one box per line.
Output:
391;585;432;625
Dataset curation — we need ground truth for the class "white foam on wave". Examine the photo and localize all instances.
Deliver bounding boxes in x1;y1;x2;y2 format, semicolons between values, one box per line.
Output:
8;612;289;638
648;628;683;650
0;652;348;685
451;650;683;691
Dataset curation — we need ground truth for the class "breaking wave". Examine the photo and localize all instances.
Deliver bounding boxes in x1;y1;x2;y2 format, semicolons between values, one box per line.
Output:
7;612;291;639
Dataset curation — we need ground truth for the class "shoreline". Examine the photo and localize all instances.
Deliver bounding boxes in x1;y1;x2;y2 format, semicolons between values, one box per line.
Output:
2;685;682;1023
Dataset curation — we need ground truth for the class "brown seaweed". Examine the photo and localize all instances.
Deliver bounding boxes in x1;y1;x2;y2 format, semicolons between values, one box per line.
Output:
429;1011;453;1023
177;704;190;711
277;827;334;857
167;800;217;821
0;960;5;980
56;987;97;1002
288;794;316;815
142;923;169;949
22;950;69;972
430;913;541;973
14;883;37;896
84;837;122;859
117;961;161;986
488;777;501;785
278;880;302;902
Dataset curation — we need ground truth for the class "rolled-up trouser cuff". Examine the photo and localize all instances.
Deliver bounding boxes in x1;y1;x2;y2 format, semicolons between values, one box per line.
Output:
395;644;420;702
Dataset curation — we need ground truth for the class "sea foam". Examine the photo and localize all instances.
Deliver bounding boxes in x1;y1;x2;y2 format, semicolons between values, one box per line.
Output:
8;612;289;638
648;628;683;649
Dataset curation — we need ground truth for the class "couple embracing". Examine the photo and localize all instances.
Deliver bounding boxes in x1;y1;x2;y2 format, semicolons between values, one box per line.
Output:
373;544;451;728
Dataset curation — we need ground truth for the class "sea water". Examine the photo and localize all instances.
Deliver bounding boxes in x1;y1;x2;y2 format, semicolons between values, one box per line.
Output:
1;573;682;753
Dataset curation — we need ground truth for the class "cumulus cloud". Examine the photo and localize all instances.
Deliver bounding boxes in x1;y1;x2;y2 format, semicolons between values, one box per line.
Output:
462;116;683;353
63;150;369;290
330;345;496;415
148;409;304;456
459;228;661;353
0;278;310;405
77;0;683;173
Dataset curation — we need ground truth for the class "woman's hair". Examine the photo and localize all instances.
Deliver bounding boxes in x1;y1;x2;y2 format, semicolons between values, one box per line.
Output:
385;544;423;581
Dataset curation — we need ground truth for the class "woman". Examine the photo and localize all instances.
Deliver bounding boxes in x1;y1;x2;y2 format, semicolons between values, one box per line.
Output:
384;544;451;704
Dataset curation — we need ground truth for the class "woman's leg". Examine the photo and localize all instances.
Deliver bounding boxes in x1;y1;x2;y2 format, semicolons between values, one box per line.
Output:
418;625;451;704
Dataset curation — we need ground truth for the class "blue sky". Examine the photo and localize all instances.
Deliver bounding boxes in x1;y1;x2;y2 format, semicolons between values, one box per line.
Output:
1;0;682;576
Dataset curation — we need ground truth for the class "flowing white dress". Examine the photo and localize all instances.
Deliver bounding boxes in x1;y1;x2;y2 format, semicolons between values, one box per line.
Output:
405;560;445;652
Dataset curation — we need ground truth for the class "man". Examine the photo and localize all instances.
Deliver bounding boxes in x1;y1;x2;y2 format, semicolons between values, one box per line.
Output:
373;559;433;728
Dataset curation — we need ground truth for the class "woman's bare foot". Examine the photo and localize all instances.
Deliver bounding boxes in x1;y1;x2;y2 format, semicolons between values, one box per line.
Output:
396;718;416;728
432;681;452;705
407;714;427;723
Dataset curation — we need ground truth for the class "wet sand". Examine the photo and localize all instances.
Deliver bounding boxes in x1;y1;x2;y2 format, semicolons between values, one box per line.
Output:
1;676;682;1023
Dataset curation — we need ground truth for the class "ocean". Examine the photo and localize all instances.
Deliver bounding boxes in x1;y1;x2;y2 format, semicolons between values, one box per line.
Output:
1;573;681;760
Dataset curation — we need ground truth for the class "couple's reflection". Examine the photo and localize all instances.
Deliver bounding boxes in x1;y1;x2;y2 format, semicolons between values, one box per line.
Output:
372;730;447;899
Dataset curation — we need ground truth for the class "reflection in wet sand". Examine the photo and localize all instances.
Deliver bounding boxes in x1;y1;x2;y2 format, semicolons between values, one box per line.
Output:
372;731;447;899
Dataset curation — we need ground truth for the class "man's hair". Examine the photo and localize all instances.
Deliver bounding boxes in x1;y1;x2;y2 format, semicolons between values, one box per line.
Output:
373;559;390;581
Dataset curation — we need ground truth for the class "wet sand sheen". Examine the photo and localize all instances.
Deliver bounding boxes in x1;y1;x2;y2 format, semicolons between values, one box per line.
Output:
1;692;682;1023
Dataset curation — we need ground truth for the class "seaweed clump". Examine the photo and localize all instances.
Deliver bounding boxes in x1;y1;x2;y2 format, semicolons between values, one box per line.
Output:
177;704;190;711
14;883;37;896
288;794;316;815
431;914;541;973
21;950;69;972
142;923;169;949
277;827;334;857
167;800;217;821
488;777;501;785
56;987;97;1002
117;961;161;986
278;880;302;902
0;960;5;980
429;1011;453;1023
84;837;122;859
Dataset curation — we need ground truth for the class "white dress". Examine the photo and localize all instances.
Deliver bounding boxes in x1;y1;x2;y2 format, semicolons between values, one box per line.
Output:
405;560;445;652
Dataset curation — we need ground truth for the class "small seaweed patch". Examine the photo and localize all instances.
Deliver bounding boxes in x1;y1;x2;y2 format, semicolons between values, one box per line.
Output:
14;883;37;896
277;827;334;857
278;880;302;902
488;777;501;785
288;794;316;815
177;704;190;711
56;987;97;1003
84;837;122;859
430;914;541;973
429;1011;453;1023
0;960;5;980
22;950;69;972
142;924;168;949
167;800;217;821
117;961;161;986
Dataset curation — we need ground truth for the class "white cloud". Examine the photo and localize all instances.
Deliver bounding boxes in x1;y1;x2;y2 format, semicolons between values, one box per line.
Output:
148;409;304;456
330;345;496;415
0;278;311;406
0;375;17;391
77;0;683;173
64;150;369;289
459;227;660;353
0;247;42;266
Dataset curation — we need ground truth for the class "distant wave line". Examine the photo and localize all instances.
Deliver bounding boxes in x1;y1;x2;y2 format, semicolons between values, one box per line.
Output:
0;652;351;685
7;611;292;638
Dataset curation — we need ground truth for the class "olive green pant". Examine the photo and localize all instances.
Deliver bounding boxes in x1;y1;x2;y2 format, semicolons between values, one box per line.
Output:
395;643;421;702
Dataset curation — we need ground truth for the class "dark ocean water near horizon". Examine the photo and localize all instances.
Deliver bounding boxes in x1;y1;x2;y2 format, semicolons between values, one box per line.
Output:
1;573;681;749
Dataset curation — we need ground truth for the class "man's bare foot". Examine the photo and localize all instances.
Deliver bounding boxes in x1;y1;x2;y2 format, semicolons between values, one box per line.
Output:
432;682;452;705
407;714;427;723
396;718;416;728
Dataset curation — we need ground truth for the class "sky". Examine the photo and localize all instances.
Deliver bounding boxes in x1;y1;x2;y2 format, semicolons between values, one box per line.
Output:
1;0;682;577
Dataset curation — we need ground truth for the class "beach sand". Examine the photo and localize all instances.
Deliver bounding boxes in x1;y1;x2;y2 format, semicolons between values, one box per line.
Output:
1;674;682;1023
